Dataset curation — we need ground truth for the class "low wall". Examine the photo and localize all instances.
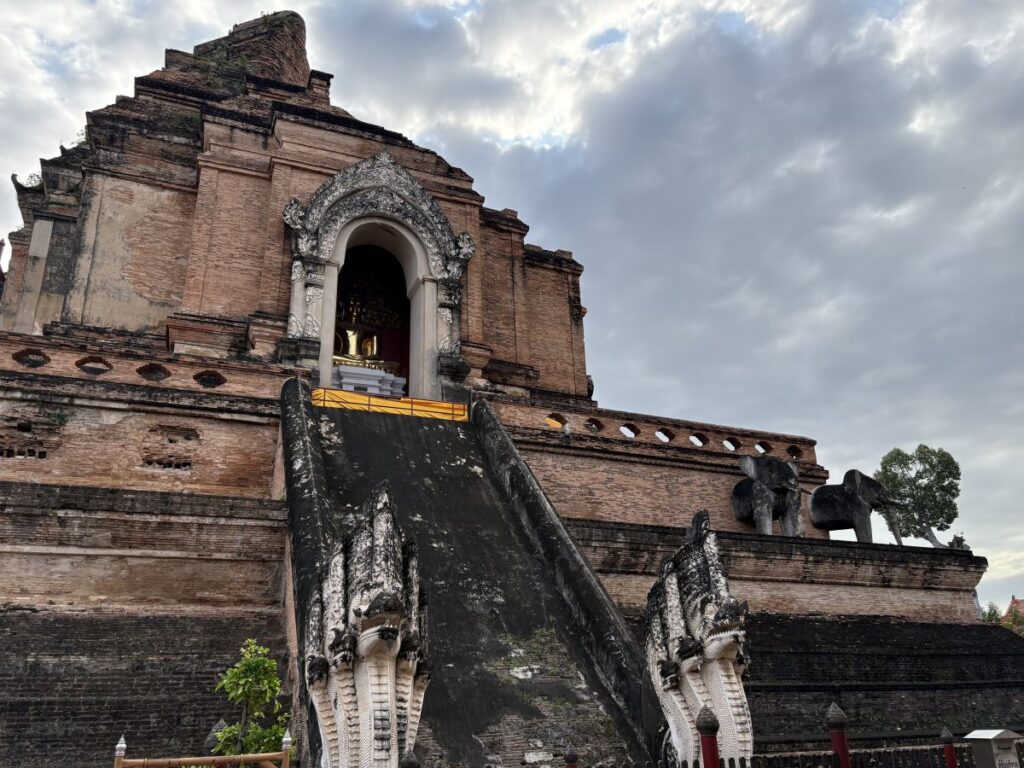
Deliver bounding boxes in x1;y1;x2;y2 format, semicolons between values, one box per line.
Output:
0;373;281;497
0;609;286;767
0;481;287;610
565;519;987;624
491;399;829;536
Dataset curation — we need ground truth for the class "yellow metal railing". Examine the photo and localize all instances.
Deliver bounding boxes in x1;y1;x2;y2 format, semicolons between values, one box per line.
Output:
311;387;468;422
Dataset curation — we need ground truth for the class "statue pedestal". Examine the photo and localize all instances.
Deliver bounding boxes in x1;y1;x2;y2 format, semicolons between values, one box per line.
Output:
332;364;406;396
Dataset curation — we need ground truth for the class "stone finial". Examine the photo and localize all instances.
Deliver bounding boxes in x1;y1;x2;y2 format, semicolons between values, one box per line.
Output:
281;729;292;751
826;702;848;730
115;735;127;757
696;705;720;735
941;728;955;744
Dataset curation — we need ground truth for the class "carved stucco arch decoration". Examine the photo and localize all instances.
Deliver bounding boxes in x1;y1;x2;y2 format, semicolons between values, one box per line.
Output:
282;152;475;395
288;152;473;280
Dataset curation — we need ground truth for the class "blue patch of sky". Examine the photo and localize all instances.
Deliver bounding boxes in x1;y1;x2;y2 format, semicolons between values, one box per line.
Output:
407;8;442;29
587;27;626;50
35;39;75;79
452;0;482;17
408;0;480;27
865;0;906;20
712;11;756;40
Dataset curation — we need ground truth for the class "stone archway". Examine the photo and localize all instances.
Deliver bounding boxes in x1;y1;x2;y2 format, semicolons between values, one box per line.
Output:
282;152;473;400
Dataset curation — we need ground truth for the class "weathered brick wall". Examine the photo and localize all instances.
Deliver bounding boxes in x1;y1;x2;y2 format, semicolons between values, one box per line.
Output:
3;14;592;398
0;481;287;610
523;253;586;396
0;610;287;768
0;384;279;498
0;178;44;330
479;225;520;364
192;11;311;87
63;175;196;333
493;399;820;462
0;332;295;400
492;400;826;536
565;519;986;623
180;169;269;318
744;614;1024;748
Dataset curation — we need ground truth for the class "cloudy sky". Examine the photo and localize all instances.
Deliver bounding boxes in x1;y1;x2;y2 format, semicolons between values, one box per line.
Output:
2;0;1022;606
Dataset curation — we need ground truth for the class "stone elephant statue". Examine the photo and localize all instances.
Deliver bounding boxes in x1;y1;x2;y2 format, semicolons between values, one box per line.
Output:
730;455;804;537
809;469;903;543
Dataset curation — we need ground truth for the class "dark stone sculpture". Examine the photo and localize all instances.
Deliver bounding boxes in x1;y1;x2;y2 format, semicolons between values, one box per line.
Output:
809;469;902;543
731;455;803;536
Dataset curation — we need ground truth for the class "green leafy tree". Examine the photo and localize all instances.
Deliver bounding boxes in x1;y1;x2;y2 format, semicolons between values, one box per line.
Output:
874;444;961;548
213;639;290;755
1004;606;1024;638
982;602;1002;623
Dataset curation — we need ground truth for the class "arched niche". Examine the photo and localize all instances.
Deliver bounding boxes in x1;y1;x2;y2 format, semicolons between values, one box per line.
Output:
323;218;437;399
282;152;474;401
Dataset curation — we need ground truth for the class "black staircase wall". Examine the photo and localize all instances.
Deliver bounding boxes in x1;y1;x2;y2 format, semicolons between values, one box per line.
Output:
279;381;648;767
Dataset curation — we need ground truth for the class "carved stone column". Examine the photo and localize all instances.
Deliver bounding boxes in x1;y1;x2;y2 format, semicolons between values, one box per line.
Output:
302;262;325;339
288;259;305;337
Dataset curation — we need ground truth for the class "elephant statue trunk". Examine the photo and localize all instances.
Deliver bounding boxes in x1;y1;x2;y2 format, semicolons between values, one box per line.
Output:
809;469;901;544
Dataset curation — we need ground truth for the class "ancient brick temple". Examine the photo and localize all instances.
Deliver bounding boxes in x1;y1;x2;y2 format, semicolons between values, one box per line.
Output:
2;12;1022;768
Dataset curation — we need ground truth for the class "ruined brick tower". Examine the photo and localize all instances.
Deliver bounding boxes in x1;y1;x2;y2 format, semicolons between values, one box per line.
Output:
1;12;1022;768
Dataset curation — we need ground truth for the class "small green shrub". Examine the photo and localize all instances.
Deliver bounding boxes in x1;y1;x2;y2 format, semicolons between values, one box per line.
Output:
212;639;290;755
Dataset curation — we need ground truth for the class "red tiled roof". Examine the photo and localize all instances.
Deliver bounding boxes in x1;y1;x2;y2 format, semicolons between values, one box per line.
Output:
1004;596;1024;619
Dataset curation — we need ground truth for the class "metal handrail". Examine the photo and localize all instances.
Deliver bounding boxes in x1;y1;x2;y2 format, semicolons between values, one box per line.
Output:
311;387;467;421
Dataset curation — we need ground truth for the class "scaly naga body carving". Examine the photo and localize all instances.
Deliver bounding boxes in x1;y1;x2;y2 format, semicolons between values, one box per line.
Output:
304;482;429;768
646;511;752;765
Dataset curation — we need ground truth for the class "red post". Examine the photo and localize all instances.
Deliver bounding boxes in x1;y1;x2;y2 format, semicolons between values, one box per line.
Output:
827;702;851;768
942;728;958;768
564;750;579;768
697;705;720;768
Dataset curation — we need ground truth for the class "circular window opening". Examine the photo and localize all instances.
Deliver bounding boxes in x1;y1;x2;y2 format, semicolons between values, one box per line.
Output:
619;423;639;439
137;363;171;382
755;441;772;454
655;428;674;443
584;418;605;433
194;370;226;388
75;356;112;376
787;445;804;459
12;348;50;368
545;413;568;429
723;437;741;452
689;433;707;447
